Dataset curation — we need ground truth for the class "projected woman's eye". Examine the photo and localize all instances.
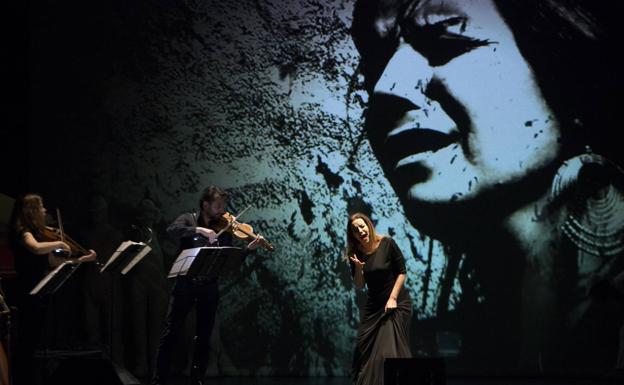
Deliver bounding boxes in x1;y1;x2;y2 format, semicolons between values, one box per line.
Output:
401;16;494;66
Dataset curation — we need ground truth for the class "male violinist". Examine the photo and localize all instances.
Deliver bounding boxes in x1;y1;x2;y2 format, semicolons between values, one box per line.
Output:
152;185;261;385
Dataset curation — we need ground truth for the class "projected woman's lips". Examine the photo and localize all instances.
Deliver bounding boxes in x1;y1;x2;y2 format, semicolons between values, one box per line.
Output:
384;126;458;174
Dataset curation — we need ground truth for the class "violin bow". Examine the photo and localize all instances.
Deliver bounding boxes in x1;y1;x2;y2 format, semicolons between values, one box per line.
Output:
232;205;251;221
56;208;66;243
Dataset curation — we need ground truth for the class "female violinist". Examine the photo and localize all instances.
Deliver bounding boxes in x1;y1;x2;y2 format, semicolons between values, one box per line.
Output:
8;193;96;385
10;194;97;287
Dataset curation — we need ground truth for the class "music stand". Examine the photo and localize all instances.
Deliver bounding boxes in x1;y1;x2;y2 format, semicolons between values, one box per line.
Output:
168;246;246;279
30;261;80;296
100;240;152;275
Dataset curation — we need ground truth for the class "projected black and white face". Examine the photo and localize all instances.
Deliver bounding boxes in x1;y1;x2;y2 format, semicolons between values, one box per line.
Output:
358;0;561;209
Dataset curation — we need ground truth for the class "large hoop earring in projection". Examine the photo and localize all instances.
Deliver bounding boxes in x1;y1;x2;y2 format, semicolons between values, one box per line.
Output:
551;148;624;257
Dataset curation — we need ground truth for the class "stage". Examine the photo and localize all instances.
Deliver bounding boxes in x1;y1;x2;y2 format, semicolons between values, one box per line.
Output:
29;349;623;385
156;375;622;385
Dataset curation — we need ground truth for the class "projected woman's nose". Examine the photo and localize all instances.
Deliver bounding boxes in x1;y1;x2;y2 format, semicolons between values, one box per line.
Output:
366;43;460;198
374;43;434;109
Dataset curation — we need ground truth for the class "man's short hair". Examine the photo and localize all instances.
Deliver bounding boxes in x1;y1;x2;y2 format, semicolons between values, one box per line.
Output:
199;185;229;210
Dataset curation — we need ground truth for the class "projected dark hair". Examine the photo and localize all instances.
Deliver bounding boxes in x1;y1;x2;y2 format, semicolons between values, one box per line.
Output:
493;0;619;160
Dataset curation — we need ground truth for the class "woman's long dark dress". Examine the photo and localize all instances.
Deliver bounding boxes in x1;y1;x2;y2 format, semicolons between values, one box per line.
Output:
351;237;412;385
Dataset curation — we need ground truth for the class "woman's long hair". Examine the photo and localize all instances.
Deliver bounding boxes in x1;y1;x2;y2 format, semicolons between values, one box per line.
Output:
9;194;46;242
345;212;383;258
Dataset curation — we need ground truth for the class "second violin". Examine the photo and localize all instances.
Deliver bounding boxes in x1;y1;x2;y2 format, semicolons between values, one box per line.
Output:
214;211;275;252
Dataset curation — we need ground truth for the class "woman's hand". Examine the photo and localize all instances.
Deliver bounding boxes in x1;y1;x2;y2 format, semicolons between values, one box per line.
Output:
77;249;97;263
349;254;365;269
384;297;397;313
349;254;366;289
47;241;73;267
55;241;71;252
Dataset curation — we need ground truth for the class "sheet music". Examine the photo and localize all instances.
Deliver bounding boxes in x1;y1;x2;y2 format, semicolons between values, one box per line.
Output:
168;246;240;278
30;260;78;295
121;244;152;275
168;247;202;278
100;240;148;273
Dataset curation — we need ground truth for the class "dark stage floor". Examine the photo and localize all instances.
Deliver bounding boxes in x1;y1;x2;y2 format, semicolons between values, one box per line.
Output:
33;351;623;385
34;351;622;385
150;375;623;385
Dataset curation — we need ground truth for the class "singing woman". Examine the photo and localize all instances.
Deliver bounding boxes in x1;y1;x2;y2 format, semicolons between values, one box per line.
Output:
347;212;412;385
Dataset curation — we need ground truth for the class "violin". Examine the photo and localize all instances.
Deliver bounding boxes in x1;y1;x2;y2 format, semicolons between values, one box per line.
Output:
214;211;275;252
41;227;90;258
40;208;91;259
